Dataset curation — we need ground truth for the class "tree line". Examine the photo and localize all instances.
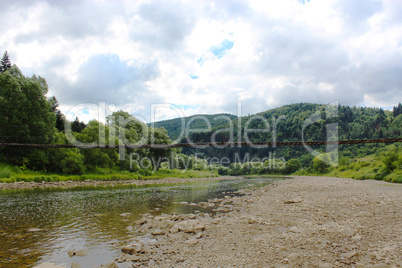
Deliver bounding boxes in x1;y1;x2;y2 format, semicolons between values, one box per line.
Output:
0;53;181;174
0;51;401;179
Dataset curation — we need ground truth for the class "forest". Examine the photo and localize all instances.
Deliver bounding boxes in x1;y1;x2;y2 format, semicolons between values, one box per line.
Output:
0;51;401;183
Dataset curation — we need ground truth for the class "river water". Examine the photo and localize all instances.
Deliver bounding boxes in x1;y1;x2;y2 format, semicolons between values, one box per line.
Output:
0;177;281;267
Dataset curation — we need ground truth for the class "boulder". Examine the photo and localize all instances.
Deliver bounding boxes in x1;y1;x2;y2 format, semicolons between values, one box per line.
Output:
169;224;180;233
121;243;143;255
177;220;201;233
74;249;88;257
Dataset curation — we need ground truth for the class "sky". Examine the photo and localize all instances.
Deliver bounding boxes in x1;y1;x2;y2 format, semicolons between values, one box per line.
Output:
1;0;401;123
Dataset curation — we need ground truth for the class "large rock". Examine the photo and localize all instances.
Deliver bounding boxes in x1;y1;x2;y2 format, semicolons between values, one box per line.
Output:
74;249;88;257
67;249;88;257
121;243;143;255
177;220;205;233
155;220;174;230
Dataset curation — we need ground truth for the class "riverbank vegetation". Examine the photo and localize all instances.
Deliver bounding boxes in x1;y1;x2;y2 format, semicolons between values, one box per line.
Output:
0;52;401;184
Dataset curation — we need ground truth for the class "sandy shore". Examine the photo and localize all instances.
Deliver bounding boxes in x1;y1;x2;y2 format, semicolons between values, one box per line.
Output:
34;176;402;268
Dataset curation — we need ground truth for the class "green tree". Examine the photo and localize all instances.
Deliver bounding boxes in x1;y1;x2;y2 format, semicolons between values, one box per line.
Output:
75;120;118;169
382;147;399;174
148;127;172;171
48;96;66;132
312;156;330;173
0;51;12;73
71;117;86;133
0;66;56;168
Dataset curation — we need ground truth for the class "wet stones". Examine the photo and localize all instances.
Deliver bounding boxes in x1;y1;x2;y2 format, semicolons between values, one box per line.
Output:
67;249;88;257
74;249;88;257
135;218;147;225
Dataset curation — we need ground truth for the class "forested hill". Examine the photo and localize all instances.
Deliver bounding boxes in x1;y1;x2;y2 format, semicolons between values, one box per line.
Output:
150;113;237;140
151;102;401;171
154;102;402;143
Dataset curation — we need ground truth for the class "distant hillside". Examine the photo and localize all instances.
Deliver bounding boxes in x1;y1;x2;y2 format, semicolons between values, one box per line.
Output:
148;102;401;169
150;113;237;140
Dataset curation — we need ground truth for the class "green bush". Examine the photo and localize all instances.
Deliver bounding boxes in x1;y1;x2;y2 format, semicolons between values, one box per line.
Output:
0;167;12;178
283;159;301;174
60;151;85;175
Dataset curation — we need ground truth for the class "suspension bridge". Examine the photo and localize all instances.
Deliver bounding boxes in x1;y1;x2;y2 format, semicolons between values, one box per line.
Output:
0;138;400;149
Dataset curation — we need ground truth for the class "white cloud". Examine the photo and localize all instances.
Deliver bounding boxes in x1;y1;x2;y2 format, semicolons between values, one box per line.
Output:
0;0;401;122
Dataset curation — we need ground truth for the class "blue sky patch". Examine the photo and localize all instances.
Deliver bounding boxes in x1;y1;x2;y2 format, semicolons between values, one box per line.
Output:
197;57;205;66
210;39;234;59
189;74;199;79
298;0;310;4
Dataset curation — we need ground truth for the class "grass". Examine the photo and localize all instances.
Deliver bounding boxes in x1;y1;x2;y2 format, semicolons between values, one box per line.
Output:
291;144;402;183
0;163;218;184
315;148;401;183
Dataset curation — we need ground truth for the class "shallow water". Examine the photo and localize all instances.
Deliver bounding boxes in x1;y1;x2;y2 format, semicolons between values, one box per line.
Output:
0;177;280;268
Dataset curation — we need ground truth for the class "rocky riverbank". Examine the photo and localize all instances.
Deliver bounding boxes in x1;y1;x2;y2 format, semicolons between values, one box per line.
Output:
0;176;239;190
35;176;402;268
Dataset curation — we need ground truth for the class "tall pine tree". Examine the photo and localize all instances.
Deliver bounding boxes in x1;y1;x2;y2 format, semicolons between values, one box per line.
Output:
0;51;12;73
393;103;402;117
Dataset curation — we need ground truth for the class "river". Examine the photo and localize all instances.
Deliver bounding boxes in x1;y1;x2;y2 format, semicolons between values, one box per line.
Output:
0;177;281;267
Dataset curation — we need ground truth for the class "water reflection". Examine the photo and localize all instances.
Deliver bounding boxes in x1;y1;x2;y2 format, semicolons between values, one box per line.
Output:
0;177;281;267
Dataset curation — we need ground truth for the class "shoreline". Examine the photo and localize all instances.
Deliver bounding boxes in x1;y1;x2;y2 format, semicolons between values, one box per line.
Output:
30;176;402;267
116;176;401;267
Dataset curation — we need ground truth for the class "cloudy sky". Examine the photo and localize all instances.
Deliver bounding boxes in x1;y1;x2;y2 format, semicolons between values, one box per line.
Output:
1;0;401;122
